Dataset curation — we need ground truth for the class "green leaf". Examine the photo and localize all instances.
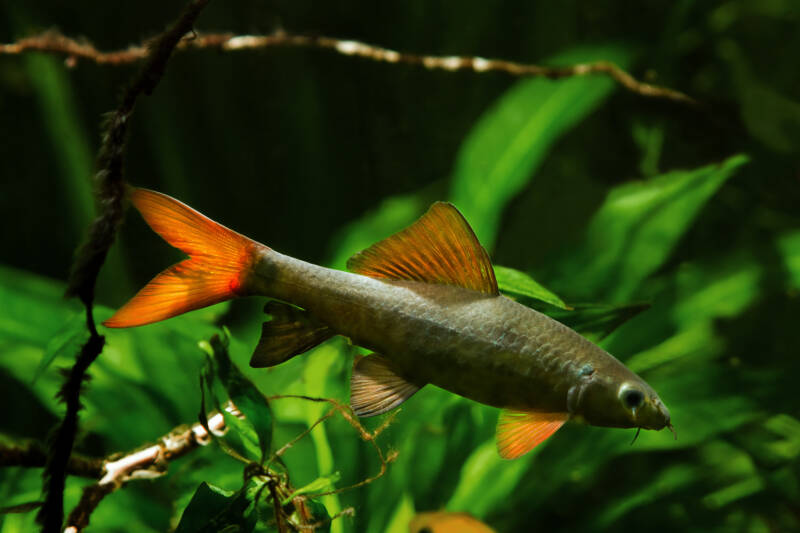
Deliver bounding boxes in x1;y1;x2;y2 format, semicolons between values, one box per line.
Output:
291;497;332;533
595;464;696;527
449;45;632;249
550;154;749;301
202;330;274;463
547;302;650;342
32;312;87;384
174;481;260;533
280;472;341;505
778;230;800;290
446;441;534;518
495;265;570;309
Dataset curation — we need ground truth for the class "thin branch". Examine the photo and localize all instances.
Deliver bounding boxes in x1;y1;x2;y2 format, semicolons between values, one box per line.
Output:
0;29;696;105
0;442;102;478
38;1;213;531
63;404;234;532
294;507;355;531
266;395;399;497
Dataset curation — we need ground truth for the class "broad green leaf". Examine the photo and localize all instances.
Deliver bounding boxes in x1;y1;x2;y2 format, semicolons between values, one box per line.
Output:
201;331;274;463
449;45;632;249
384;492;415;533
549;154;749;301
174;481;260;533
301;344;345;533
446;441;534;518
32;312;87;384
494;265;569;309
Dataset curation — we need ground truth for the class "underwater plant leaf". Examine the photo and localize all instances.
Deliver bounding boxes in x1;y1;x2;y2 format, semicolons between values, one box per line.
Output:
32;312;87;384
494;265;570;309
548;154;749;301
174;481;260;533
778;230;800;290
201;331;274;463
281;472;341;505
449;45;632;249
547;302;650;342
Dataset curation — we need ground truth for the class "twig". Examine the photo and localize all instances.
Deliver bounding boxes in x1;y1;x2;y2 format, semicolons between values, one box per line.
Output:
63;404;235;532
0;29;696;105
37;1;213;531
265;395;399;497
0;442;102;478
294;507;355;531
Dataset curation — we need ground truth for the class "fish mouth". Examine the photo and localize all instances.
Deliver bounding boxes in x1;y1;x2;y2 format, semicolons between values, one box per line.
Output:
633;398;672;431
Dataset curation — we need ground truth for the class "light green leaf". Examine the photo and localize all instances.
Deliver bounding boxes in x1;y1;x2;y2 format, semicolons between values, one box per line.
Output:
551;154;749;301
446;441;535;518
280;472;341;505
494;265;569;309
450;45;632;249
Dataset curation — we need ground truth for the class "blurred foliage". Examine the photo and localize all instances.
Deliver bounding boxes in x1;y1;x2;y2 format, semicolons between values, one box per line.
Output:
1;1;799;532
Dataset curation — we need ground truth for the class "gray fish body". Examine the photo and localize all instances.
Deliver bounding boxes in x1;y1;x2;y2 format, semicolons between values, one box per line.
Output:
105;189;671;445
253;250;650;426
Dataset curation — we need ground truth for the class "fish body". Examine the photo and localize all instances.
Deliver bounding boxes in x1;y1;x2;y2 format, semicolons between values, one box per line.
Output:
105;189;672;458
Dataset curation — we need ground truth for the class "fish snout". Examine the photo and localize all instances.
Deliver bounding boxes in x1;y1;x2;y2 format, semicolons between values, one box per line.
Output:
638;396;671;430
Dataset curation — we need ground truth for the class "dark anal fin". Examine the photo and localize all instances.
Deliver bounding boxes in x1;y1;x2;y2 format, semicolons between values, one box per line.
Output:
249;301;334;368
350;354;421;417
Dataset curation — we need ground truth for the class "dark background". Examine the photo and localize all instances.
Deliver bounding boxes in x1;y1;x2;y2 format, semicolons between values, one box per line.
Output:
1;1;799;532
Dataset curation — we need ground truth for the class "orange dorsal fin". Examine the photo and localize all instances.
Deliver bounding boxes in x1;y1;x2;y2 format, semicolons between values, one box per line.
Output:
496;409;568;459
103;188;262;328
347;202;498;294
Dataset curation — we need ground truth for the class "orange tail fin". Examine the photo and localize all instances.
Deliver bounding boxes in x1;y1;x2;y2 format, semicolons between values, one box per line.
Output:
103;188;263;328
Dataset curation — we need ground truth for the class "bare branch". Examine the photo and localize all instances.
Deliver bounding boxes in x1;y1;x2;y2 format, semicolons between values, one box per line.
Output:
0;442;102;478
38;1;213;530
0;30;696;105
62;403;235;533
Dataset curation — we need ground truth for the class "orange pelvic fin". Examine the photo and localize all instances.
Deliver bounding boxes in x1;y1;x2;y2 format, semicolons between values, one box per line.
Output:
103;188;263;328
496;409;568;459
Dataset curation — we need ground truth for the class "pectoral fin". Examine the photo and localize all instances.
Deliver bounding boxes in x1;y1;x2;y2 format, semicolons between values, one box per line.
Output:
249;301;334;368
350;354;421;417
496;409;568;459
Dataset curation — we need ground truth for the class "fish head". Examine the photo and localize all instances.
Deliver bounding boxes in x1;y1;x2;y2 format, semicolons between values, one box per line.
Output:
573;371;671;431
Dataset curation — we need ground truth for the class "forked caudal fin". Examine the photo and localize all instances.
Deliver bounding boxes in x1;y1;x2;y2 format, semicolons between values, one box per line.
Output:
103;188;264;328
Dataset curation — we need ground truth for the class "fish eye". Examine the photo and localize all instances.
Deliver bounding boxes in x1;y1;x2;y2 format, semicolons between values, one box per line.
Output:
622;388;644;409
